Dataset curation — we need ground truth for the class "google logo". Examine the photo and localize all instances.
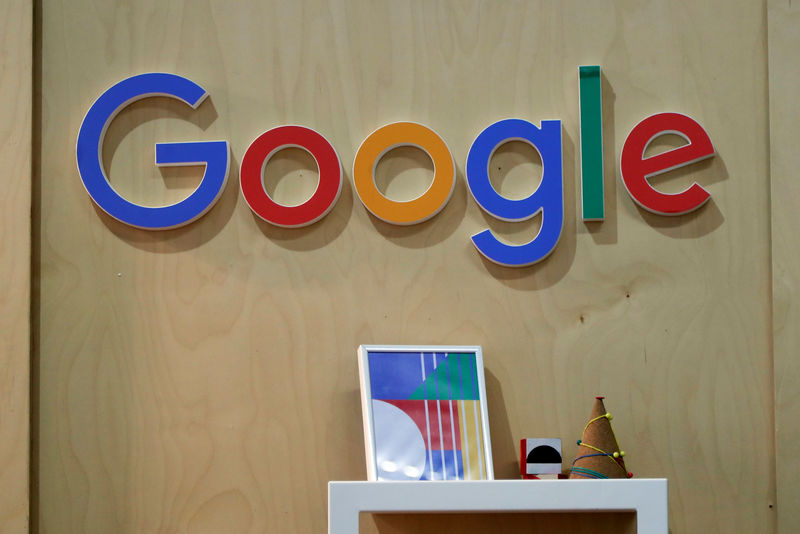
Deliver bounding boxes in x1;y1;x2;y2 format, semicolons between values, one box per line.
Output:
76;70;715;267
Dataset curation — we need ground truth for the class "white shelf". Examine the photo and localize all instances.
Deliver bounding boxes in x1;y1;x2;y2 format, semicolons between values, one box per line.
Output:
328;479;668;534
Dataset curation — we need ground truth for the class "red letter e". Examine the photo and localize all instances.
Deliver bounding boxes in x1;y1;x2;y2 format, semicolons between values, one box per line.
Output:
620;113;714;215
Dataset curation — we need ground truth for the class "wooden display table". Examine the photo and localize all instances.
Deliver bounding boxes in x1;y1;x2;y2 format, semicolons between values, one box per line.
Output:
328;479;668;534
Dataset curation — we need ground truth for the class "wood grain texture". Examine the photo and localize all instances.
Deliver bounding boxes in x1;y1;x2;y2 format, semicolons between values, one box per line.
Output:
768;1;800;532
36;1;774;533
0;0;32;533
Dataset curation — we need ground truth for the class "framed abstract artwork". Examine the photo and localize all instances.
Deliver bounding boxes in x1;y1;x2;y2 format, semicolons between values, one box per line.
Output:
358;345;494;481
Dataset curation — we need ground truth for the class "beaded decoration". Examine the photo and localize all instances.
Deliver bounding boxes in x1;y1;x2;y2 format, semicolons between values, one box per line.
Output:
569;408;633;479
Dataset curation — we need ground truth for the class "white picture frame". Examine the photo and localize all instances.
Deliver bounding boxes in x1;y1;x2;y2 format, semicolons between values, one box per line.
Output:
358;345;494;481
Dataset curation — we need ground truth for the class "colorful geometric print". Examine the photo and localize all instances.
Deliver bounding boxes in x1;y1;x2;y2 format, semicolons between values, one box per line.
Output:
368;351;487;481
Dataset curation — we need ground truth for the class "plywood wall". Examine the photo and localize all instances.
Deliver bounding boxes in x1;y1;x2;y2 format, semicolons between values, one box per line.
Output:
35;1;776;533
0;1;31;533
768;1;800;532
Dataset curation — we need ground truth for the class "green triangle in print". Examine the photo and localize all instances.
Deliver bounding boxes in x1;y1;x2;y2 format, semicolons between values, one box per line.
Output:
408;353;480;401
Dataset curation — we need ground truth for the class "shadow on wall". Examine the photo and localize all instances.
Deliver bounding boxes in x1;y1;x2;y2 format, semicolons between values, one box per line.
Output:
483;368;517;479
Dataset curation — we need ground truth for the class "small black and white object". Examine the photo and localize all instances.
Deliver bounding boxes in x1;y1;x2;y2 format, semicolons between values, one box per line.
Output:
520;438;562;477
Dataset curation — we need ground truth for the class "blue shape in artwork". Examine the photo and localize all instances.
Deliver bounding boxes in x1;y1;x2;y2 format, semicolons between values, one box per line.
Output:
420;449;464;481
368;351;430;400
370;351;479;402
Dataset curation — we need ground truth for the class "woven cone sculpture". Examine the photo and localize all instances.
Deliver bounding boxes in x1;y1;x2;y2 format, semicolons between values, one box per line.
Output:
569;396;632;479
